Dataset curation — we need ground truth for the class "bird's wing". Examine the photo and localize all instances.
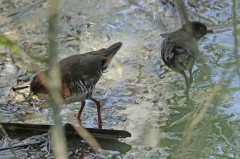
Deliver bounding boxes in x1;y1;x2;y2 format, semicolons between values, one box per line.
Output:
169;31;200;55
161;31;200;72
59;53;106;88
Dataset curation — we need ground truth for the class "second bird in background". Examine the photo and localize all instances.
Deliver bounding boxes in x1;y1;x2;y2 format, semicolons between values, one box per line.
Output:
161;21;213;100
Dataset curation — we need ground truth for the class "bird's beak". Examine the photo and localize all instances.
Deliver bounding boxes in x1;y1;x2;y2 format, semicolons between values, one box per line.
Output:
26;92;35;101
207;30;213;33
160;33;169;38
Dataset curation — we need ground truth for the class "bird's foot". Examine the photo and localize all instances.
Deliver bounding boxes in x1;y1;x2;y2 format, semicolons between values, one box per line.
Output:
76;115;82;123
98;124;102;129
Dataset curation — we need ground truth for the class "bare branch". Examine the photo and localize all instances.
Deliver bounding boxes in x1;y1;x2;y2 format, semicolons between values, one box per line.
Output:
47;0;68;159
175;0;189;24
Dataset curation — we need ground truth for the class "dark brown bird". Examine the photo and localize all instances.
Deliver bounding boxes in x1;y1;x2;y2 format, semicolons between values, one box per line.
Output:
30;42;122;128
161;21;213;99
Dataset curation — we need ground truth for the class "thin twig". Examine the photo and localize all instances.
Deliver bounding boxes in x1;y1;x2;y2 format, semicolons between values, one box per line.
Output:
12;85;29;91
175;0;189;24
47;0;68;159
188;10;219;24
0;141;44;151
73;121;101;153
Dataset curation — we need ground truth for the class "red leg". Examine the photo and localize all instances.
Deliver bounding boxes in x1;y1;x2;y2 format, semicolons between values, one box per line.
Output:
90;98;102;129
76;101;86;121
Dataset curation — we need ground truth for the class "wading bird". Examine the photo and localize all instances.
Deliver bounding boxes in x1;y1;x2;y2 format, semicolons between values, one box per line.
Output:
161;21;213;99
30;42;122;128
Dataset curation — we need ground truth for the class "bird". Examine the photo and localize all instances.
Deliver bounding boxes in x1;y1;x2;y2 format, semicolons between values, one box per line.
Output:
30;42;122;128
161;21;213;99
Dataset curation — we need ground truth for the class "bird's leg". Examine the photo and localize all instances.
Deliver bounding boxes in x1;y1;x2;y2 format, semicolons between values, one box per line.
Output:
180;71;191;101
185;85;190;102
186;69;196;104
180;71;190;88
90;97;102;129
188;69;193;88
76;101;86;121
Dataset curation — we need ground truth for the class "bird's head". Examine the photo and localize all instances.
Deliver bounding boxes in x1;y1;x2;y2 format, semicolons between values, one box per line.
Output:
29;72;48;95
180;21;213;40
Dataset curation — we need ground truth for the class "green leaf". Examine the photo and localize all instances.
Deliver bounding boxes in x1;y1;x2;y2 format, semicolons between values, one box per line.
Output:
0;34;21;53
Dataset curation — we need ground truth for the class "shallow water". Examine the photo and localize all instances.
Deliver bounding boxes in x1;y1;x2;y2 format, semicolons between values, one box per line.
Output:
0;0;240;158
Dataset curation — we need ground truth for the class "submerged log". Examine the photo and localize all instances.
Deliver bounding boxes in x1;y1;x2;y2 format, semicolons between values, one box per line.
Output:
0;122;132;154
0;122;131;139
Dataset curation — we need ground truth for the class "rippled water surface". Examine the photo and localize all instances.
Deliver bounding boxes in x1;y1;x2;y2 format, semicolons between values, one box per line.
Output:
0;0;240;158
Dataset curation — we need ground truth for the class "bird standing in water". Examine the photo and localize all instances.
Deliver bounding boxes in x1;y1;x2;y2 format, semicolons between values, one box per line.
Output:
30;42;122;128
161;21;213;99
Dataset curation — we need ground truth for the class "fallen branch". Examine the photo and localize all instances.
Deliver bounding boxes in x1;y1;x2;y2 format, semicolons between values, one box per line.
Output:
0;141;44;151
12;85;29;91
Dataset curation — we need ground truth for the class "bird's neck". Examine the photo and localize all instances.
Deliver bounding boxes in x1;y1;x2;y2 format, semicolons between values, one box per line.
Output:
179;28;200;40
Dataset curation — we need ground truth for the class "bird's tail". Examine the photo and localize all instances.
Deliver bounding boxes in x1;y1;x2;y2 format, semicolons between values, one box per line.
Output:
106;42;122;55
101;42;122;69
